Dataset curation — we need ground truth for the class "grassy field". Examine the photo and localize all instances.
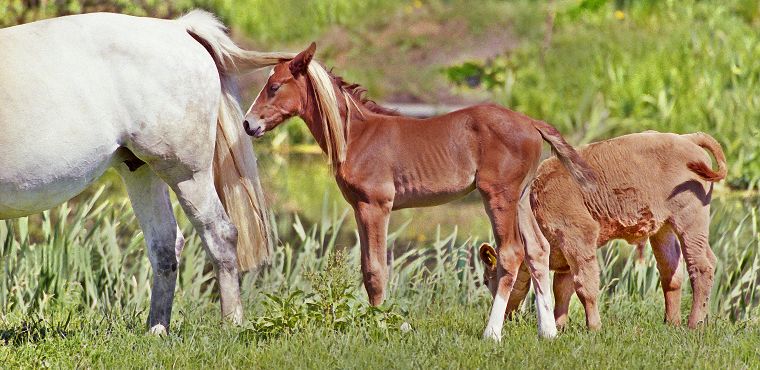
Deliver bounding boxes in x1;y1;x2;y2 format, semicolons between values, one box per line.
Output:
2;193;759;368
2;298;759;368
2;0;760;368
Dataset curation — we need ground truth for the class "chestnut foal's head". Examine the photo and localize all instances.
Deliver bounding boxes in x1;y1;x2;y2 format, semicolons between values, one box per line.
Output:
243;42;316;138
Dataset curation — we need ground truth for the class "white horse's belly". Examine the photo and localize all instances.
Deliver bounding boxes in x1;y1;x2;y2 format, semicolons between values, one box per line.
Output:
0;142;119;219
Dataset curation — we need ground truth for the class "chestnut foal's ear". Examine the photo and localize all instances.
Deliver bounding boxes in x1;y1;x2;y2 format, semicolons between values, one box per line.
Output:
479;243;497;270
289;42;316;77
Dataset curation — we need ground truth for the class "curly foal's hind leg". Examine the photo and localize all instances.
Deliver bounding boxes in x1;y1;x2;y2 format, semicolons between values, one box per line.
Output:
675;210;716;329
119;165;184;335
650;227;684;325
561;221;601;331
553;271;574;330
505;263;531;319
354;201;391;306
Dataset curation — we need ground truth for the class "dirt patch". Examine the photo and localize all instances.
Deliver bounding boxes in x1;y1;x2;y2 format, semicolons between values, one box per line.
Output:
234;5;519;106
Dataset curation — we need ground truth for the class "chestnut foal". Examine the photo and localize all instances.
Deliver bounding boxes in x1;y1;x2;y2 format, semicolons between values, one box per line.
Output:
244;43;596;340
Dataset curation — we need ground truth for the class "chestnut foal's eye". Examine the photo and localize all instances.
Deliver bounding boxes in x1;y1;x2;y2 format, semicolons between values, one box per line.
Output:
269;83;281;93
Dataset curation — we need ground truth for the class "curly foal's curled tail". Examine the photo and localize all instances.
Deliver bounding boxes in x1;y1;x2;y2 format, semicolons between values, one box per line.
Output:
684;132;727;182
531;119;598;191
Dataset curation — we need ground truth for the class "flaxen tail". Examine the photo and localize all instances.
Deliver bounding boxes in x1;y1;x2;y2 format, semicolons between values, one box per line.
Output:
531;120;598;191
178;10;282;271
684;132;727;182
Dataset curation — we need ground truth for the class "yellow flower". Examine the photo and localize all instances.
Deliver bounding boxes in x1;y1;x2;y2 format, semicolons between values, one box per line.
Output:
614;10;625;20
414;0;423;9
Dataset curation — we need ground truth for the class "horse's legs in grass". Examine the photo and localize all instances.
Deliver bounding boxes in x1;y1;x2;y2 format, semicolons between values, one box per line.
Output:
650;227;684;325
561;222;601;331
169;169;243;324
675;210;716;328
118;165;184;335
505;262;531;319
354;201;391;306
481;190;525;341
553;270;574;330
518;194;557;338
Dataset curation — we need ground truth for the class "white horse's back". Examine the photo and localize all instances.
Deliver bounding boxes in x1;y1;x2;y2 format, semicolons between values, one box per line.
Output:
0;13;220;217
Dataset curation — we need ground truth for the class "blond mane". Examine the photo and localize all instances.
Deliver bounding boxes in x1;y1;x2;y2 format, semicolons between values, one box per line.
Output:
247;55;345;172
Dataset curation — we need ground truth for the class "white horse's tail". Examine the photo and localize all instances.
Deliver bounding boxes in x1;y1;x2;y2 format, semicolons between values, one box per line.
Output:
177;10;288;271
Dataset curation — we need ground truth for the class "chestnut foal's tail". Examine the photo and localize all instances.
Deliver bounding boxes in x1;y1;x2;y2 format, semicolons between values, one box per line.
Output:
684;132;727;182
531;120;598;191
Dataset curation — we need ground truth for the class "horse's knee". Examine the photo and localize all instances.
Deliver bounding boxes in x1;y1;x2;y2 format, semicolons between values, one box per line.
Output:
206;220;239;270
147;235;181;275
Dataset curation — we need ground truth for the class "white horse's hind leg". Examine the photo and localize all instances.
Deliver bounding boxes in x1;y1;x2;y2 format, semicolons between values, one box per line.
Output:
169;169;243;324
118;165;185;334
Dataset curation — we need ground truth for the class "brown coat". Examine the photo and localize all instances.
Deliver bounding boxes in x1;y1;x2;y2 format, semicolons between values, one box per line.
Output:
480;131;726;330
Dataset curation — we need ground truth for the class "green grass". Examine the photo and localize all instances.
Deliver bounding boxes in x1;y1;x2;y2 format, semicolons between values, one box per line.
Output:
2;296;759;368
1;193;759;368
446;0;760;189
2;1;760;367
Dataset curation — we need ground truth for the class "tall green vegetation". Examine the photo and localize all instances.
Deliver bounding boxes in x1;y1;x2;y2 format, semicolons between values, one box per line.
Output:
2;194;758;324
446;0;760;189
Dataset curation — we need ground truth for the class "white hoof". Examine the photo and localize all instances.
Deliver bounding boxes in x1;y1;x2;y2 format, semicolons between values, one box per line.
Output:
149;324;167;336
400;322;412;333
483;327;502;342
226;307;244;326
538;324;558;339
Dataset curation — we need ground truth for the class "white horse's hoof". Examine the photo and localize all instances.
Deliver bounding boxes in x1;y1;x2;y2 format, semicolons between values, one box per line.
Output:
483;328;502;342
149;324;167;336
226;309;244;326
400;322;412;333
538;325;558;339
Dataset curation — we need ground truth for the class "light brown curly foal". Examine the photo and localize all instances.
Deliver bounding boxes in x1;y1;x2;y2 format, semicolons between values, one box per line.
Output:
480;131;726;330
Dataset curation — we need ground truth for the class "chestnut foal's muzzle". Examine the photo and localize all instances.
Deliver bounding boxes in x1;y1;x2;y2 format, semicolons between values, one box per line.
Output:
243;117;266;138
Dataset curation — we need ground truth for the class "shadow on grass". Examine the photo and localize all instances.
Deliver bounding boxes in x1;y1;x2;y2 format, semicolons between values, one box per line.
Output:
0;312;71;346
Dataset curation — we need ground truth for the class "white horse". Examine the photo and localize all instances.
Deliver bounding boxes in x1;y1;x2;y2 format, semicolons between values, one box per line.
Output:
0;10;291;334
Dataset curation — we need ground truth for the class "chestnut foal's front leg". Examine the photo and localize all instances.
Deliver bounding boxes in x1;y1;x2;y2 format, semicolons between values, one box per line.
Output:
354;201;392;306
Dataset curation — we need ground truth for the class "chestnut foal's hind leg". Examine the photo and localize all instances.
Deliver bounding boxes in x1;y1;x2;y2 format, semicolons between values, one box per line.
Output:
650;227;685;325
481;189;524;341
354;201;392;306
518;195;557;338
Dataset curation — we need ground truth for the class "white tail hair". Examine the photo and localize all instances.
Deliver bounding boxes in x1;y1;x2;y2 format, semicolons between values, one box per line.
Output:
177;10;294;271
178;11;347;172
